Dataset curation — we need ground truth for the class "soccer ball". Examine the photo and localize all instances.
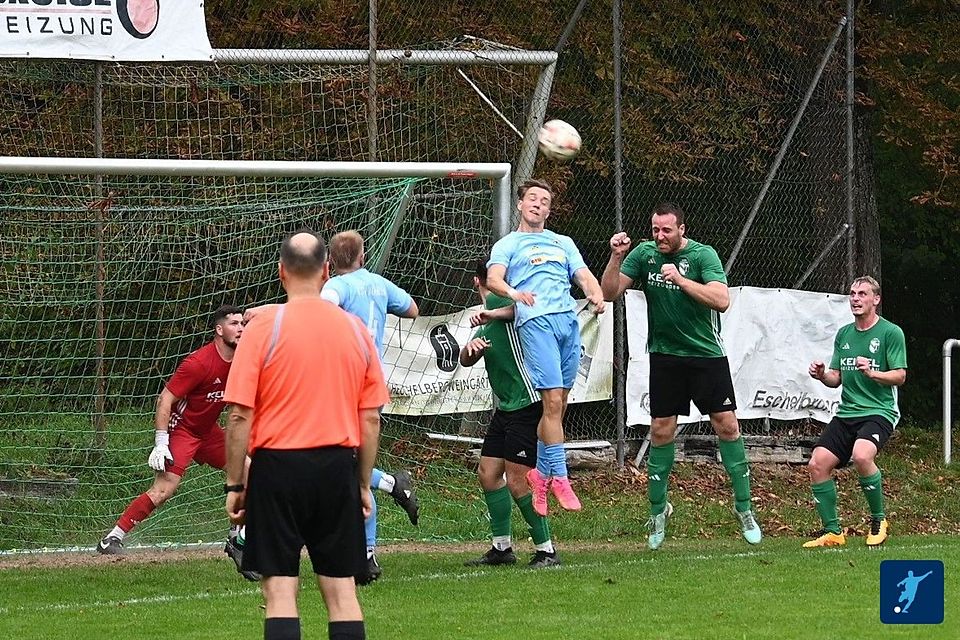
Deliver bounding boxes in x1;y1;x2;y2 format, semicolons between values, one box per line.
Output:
537;119;581;161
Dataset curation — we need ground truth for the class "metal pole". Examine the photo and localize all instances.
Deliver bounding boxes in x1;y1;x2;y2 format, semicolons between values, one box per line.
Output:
0;157;512;179
93;62;106;449
846;0;856;282
793;224;850;289
612;0;626;469
554;0;589;54
214;48;557;66
513;62;556;201
367;0;378;161
494;173;513;239
944;339;960;465
726;16;848;277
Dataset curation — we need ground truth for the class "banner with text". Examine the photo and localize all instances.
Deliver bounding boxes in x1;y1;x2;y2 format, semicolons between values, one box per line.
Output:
384;301;613;415
0;1;212;61
626;287;849;425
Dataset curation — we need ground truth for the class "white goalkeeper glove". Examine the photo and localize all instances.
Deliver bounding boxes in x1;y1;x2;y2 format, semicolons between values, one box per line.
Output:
148;430;174;472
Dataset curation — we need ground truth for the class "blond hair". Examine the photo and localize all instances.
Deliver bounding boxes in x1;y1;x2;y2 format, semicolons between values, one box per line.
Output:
328;230;364;271
851;275;880;296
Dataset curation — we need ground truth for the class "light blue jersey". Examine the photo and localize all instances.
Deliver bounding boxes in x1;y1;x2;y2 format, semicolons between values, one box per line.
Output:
321;268;414;357
488;229;587;327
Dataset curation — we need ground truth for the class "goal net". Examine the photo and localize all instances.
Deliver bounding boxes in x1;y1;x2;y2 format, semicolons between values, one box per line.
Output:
0;158;512;551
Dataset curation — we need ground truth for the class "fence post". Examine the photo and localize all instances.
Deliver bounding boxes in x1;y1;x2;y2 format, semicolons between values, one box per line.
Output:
943;339;960;464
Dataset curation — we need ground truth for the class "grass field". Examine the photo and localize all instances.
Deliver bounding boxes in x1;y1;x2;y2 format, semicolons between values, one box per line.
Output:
1;536;956;639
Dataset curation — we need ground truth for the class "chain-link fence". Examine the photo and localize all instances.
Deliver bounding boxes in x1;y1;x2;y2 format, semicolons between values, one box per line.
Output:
0;1;879;549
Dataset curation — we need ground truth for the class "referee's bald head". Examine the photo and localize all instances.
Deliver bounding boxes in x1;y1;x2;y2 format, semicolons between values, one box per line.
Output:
280;230;327;277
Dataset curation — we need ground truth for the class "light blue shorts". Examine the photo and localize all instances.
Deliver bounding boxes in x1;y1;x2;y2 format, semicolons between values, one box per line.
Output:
517;312;580;391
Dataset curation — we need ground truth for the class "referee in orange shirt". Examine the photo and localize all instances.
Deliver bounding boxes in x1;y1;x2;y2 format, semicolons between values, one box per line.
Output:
224;230;388;640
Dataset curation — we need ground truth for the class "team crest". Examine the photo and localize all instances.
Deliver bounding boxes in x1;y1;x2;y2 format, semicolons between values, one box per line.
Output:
870;337;881;354
678;258;690;276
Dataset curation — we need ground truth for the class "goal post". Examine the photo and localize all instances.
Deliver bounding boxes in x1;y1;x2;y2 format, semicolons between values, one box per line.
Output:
0;157;512;551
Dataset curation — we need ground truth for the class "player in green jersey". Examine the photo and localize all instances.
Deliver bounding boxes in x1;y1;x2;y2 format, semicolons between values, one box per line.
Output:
804;275;907;548
459;260;559;568
600;202;761;550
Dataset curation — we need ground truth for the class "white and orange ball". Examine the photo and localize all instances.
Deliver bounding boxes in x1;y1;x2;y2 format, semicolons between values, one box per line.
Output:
537;119;581;161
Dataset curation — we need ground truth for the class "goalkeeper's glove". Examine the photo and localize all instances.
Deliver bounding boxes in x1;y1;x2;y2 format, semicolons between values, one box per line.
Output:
148;430;174;472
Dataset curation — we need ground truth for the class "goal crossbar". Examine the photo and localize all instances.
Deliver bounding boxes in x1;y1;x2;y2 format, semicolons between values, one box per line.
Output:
0;157;514;237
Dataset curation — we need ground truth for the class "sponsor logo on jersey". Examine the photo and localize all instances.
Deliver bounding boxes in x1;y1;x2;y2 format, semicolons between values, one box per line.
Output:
840;356;878;370
646;271;681;291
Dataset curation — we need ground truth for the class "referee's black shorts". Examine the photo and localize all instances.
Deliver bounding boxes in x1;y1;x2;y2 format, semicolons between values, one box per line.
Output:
241;446;366;578
649;353;737;418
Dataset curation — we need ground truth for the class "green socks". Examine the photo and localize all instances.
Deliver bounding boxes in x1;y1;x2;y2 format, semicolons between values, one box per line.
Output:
515;493;552;545
647;442;675;516
484;486;513;538
718;436;753;513
859;470;885;520
811;479;842;534
487;486;553;547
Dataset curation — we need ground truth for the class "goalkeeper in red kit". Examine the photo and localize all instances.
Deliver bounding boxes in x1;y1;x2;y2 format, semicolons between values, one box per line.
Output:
95;305;257;579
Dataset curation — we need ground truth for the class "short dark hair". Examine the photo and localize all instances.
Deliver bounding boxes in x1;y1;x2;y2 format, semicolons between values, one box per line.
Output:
280;229;327;277
211;304;242;328
475;258;488;283
652;202;685;226
329;230;364;271
517;178;554;201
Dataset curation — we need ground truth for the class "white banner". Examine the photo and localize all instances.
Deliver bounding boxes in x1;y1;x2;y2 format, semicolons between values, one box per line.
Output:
384;301;613;415
0;1;212;61
626;286;849;425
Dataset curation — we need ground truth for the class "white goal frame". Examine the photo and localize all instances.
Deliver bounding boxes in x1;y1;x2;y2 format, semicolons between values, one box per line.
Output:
0;156;514;238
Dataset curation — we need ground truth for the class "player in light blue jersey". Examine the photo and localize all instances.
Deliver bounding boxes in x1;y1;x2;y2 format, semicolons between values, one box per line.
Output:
322;232;418;357
322;230;420;585
486;179;606;516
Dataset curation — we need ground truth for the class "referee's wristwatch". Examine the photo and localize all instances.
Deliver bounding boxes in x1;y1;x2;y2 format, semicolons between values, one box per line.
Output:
223;483;245;494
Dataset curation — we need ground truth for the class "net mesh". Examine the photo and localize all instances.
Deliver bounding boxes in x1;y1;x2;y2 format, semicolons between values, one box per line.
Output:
0;171;500;550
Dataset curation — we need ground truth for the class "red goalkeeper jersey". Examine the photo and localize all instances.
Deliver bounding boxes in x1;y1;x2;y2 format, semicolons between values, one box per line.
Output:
164;341;232;434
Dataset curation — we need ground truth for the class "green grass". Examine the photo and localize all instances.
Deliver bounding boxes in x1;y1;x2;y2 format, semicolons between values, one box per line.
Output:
1;536;957;639
2;424;959;551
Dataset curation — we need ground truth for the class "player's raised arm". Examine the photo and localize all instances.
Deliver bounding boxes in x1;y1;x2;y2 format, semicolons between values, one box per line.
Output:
602;232;635;300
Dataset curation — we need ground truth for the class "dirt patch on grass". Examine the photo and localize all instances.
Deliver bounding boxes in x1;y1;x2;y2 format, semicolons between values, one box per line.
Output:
0;539;656;572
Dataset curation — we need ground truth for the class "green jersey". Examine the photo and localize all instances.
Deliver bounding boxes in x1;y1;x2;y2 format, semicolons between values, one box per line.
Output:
620;239;727;358
830;316;907;426
473;293;539;412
